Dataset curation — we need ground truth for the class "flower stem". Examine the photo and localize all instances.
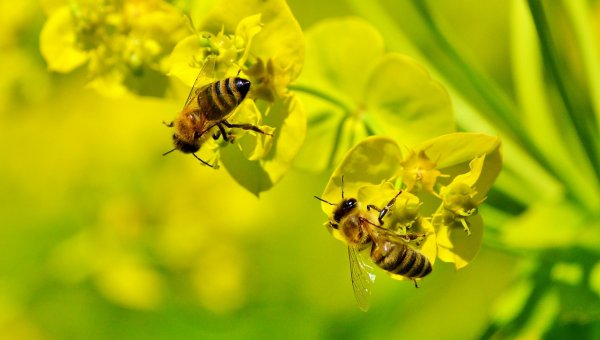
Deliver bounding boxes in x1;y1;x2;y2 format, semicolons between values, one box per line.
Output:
328;115;350;169
410;1;575;184
527;0;600;181
563;0;600;136
409;1;527;140
288;84;354;114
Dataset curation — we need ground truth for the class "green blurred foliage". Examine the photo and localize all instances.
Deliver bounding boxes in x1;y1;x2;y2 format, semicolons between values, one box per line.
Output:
1;0;599;339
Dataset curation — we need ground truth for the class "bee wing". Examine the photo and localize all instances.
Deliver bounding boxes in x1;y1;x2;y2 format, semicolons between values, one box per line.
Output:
365;220;422;245
348;245;376;312
182;56;217;109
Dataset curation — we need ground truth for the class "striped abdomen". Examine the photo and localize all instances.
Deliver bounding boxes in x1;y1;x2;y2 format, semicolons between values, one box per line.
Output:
370;240;432;279
198;77;250;121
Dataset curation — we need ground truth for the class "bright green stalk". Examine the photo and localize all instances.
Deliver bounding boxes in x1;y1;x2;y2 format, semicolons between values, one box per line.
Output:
527;0;600;181
288;84;354;114
511;0;600;212
563;0;600;133
408;1;527;142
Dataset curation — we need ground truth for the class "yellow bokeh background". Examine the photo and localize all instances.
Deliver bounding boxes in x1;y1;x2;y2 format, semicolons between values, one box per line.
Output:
2;0;598;338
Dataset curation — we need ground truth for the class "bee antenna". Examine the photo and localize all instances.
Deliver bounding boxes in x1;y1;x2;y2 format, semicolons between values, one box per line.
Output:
341;175;345;199
314;196;336;206
162;148;177;156
192;153;215;168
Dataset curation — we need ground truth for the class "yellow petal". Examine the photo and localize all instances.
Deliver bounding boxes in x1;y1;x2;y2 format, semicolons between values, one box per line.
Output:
40;7;88;72
321;136;403;214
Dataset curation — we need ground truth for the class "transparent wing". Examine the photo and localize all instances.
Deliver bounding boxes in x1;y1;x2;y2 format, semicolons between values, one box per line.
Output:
348;246;375;312
183;56;216;109
364;218;421;245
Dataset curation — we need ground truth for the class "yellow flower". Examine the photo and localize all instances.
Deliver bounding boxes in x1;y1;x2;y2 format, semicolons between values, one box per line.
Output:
168;0;306;195
40;0;188;96
320;133;502;270
433;155;488;268
399;149;447;195
437;155;487;233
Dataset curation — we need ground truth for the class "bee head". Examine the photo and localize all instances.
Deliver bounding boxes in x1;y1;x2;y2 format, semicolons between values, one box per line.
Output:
172;134;200;154
334;198;358;223
162;134;214;167
234;78;251;100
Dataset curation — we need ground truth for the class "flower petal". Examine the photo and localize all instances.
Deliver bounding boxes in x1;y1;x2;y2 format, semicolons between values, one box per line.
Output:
40;7;88;72
321;136;403;214
365;54;455;143
220;94;305;195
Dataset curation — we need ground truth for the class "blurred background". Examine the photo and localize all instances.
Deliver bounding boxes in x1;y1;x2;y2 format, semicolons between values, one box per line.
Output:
1;0;599;339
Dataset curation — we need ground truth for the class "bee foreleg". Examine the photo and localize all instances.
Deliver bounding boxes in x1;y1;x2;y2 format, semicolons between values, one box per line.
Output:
216;123;235;143
213;123;228;141
162;121;174;128
367;204;383;224
222;120;273;136
369;190;403;226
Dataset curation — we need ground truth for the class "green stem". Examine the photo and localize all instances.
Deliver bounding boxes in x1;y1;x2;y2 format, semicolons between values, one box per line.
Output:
288;84;354;114
410;1;529;142
362;114;385;136
290;84;388;136
328;115;350;169
289;83;354;169
563;0;600;136
406;0;595;208
411;1;561;164
527;0;600;181
349;0;576;200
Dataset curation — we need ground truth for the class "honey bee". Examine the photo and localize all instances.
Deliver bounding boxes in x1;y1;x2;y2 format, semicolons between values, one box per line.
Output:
163;57;272;167
315;177;432;311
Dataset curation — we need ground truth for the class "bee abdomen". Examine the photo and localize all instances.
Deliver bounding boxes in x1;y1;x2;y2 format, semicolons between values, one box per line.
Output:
371;241;432;279
396;250;431;278
199;78;251;121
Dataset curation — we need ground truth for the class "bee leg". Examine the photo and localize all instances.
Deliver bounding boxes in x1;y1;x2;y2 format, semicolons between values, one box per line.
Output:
413;279;419;288
217;123;229;142
191;153;215;168
368;190;403;226
216;123;236;143
213;123;228;141
162;121;174;127
366;204;383;221
222;120;273;136
403;232;426;244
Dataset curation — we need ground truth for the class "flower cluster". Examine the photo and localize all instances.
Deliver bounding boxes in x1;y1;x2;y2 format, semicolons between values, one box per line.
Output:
40;0;306;195
293;18;455;172
166;0;306;195
40;0;189;96
319;134;502;275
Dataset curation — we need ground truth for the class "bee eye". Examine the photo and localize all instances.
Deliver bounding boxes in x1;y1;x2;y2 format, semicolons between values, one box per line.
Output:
344;198;357;210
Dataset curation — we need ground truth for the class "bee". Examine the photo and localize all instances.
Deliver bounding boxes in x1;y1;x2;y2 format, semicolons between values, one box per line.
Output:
163;57;272;167
315;177;432;311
